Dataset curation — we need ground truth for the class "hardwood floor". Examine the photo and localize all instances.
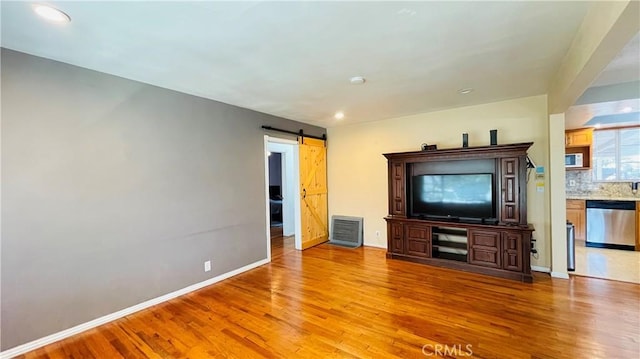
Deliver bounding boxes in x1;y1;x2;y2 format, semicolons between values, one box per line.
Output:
17;242;640;358
270;235;295;260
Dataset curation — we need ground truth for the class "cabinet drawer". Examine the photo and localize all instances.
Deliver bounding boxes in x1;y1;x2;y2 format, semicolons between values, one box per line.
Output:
469;230;500;248
406;239;431;258
405;224;430;241
468;229;501;268
469;247;501;268
566;199;585;210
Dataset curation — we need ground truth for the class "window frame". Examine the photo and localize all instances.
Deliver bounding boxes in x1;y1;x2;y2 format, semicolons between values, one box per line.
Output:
591;126;640;182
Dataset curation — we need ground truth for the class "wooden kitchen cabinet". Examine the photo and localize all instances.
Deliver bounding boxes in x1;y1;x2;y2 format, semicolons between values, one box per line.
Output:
566;199;586;241
565;128;592;170
565;129;593;147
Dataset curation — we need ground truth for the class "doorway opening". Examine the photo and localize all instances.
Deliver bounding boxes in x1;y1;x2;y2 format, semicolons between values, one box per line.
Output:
264;136;302;261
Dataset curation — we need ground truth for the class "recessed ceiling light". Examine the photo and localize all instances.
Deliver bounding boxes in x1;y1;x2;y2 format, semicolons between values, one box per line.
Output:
458;88;474;95
620;106;633;113
350;76;366;85
334;112;345;120
33;4;71;23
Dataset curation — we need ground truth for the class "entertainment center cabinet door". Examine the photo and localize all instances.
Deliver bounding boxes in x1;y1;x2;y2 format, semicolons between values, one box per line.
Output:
502;231;523;272
499;157;521;224
405;224;431;258
468;229;501;268
388;221;404;255
388;161;406;216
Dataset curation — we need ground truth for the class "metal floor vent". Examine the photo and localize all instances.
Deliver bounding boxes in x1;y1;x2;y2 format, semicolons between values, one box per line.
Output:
330;215;363;248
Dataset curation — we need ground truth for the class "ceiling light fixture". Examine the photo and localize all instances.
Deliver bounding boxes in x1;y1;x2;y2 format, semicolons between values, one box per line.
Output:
350;76;366;85
33;4;71;23
458;88;474;95
334;112;345;120
620;106;633;113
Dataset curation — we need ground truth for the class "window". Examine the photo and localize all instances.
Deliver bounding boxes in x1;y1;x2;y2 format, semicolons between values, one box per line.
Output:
592;127;640;181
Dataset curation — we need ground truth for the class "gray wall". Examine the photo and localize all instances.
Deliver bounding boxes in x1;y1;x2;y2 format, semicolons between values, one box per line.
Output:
0;48;325;350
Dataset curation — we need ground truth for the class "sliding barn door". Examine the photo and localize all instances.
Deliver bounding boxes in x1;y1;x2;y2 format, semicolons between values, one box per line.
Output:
299;137;328;249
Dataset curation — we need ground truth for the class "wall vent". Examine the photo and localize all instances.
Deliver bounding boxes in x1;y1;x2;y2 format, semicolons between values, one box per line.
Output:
330;215;363;248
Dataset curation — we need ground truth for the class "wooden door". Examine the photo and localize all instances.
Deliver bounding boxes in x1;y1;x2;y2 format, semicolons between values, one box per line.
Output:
502;232;523;272
468;229;501;268
299;137;328;249
388;221;404;255
405;224;431;258
389;161;406;216
500;157;520;224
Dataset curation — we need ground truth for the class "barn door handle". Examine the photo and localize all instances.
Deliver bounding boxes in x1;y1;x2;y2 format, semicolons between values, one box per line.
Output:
303;188;307;199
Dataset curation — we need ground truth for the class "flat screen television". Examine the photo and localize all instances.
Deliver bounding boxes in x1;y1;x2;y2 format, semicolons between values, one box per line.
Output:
409;173;495;222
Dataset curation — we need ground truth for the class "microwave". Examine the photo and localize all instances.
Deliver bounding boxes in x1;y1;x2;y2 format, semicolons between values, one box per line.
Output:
565;153;584;168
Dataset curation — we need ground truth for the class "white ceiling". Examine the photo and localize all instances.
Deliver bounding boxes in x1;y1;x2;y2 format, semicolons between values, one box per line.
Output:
565;98;640;130
565;33;640;129
591;33;640;88
1;1;590;128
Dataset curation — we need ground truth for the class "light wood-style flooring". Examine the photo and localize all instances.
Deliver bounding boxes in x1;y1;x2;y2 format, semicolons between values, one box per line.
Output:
573;240;640;283
17;237;640;358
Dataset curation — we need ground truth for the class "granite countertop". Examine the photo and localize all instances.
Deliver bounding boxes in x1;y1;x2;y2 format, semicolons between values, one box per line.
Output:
566;194;640;201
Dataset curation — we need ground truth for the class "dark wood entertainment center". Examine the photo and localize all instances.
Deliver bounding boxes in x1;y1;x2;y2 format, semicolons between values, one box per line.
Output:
384;142;534;282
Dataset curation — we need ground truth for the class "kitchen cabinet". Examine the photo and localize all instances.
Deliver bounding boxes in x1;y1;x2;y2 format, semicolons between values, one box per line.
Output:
565;129;593;147
567;199;586;241
565;129;592;170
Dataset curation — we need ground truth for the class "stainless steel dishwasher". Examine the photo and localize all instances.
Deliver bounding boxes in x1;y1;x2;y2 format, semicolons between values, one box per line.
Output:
586;200;636;251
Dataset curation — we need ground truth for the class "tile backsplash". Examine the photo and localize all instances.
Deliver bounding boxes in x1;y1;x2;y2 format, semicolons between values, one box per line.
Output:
566;170;639;198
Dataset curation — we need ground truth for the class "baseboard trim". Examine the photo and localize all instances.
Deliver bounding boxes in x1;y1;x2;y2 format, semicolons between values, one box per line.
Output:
551;271;570;279
0;258;270;359
364;243;387;249
531;266;551;273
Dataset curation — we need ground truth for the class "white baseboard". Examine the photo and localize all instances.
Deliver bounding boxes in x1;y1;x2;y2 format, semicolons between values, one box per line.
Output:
531;266;551;273
364;242;387;249
0;258;270;359
551;271;570;279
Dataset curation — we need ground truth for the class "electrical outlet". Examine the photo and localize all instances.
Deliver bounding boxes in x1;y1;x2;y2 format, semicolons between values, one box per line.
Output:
375;230;380;237
569;180;576;186
204;260;211;272
531;239;538;254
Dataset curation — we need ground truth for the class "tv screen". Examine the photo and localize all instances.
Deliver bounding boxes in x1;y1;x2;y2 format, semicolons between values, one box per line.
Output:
410;173;494;220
